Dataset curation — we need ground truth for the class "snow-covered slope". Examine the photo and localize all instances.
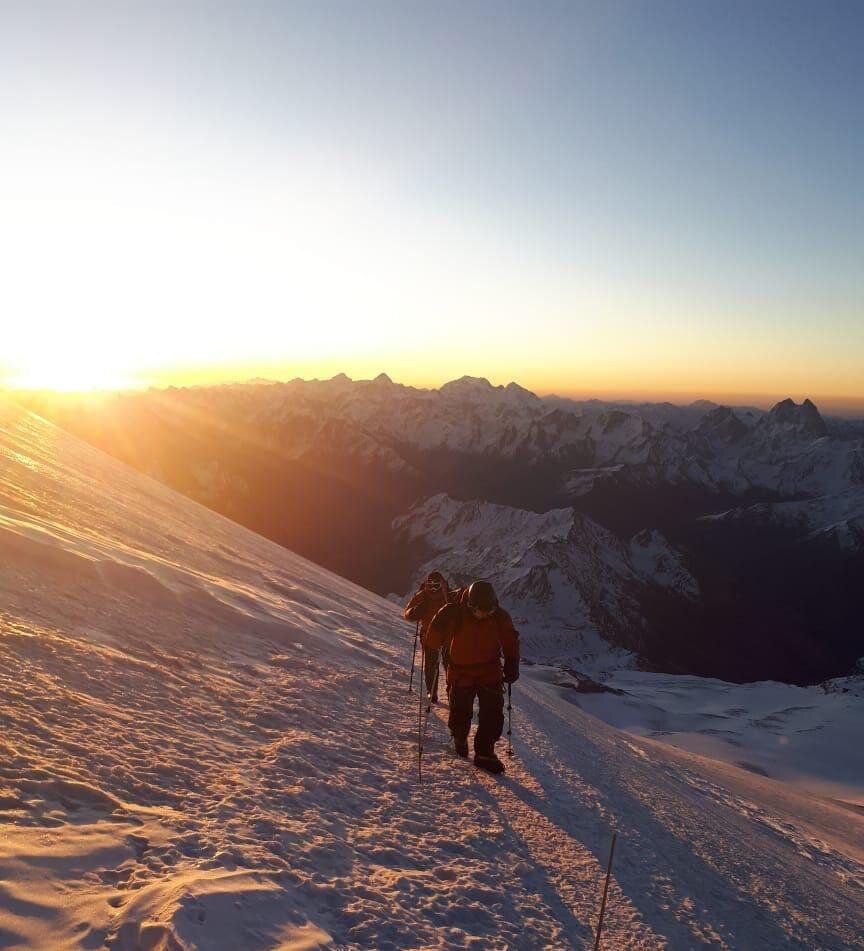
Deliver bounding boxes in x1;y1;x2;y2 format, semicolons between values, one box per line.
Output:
0;400;406;949
563;668;864;805
2;399;863;949
393;493;697;659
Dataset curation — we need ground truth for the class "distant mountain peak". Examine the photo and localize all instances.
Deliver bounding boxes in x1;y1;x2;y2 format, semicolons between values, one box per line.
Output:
441;375;493;392
371;372;393;386
696;405;749;441
504;381;539;399
767;397;828;437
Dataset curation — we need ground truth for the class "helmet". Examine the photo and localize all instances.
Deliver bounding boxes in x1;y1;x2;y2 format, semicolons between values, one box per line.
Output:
466;580;498;614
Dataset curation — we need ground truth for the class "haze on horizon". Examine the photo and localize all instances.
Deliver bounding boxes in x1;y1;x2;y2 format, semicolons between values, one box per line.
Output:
1;1;862;410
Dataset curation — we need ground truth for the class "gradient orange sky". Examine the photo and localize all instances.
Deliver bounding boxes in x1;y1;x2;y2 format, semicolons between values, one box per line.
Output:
1;2;862;414
2;325;863;415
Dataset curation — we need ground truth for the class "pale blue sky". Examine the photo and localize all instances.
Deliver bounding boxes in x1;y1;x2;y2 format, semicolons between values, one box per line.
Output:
1;1;862;406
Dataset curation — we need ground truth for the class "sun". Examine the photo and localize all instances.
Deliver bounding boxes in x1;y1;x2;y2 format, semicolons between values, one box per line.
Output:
6;354;138;393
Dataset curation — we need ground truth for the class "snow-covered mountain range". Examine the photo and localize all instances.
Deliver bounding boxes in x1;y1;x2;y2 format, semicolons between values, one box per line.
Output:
2;396;863;949
24;374;863;524
561;395;862;500
194;380;861;501
17;376;864;681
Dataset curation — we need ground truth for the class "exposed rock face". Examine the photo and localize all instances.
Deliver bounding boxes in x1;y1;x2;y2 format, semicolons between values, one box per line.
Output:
696;406;749;444
766;398;829;438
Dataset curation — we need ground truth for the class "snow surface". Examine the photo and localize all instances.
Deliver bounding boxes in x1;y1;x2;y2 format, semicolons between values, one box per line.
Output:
561;669;864;808
1;400;863;949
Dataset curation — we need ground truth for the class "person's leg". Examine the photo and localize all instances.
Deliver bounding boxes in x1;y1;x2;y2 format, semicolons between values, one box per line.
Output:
440;640;450;673
423;646;440;699
474;683;504;757
448;684;476;754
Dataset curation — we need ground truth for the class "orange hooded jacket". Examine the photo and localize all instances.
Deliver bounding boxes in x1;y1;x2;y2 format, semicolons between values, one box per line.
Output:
426;592;520;688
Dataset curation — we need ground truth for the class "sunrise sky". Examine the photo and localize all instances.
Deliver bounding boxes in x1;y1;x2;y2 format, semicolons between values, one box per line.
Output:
1;1;862;410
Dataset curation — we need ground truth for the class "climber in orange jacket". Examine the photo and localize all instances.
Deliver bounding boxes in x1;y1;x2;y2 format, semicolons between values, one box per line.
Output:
426;580;520;774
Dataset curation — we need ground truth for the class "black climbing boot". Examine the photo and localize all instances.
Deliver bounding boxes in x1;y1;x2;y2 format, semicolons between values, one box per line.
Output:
474;751;505;774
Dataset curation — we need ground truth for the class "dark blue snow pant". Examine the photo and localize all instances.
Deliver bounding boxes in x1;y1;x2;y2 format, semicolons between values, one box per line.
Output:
448;682;504;756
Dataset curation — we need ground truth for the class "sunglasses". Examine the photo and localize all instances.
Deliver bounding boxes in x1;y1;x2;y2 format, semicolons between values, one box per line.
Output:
425;580;442;591
470;606;495;619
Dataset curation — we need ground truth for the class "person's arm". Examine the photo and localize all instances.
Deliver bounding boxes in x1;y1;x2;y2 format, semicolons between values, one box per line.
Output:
498;610;521;682
426;602;457;651
403;590;426;622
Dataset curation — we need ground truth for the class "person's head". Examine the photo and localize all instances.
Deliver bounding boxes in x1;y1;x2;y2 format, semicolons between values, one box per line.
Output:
424;571;447;595
466;580;498;619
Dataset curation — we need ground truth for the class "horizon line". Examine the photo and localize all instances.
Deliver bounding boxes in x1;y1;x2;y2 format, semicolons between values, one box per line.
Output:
5;372;864;417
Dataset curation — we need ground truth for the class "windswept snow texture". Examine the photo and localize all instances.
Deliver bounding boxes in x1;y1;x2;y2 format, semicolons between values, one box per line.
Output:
561;669;864;807
394;493;697;658
1;401;863;949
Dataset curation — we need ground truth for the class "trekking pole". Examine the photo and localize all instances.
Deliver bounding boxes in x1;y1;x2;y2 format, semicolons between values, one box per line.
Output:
418;665;440;783
408;622;419;693
593;832;617;950
505;683;514;757
417;677;424;781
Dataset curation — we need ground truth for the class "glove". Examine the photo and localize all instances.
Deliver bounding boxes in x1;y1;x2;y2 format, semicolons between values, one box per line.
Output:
503;657;520;684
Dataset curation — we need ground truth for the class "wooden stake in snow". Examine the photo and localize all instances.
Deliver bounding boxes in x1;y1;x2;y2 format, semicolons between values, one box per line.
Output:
593;832;617;950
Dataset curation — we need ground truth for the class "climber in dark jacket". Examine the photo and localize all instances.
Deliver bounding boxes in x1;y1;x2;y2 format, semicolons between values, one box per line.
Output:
403;571;450;702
